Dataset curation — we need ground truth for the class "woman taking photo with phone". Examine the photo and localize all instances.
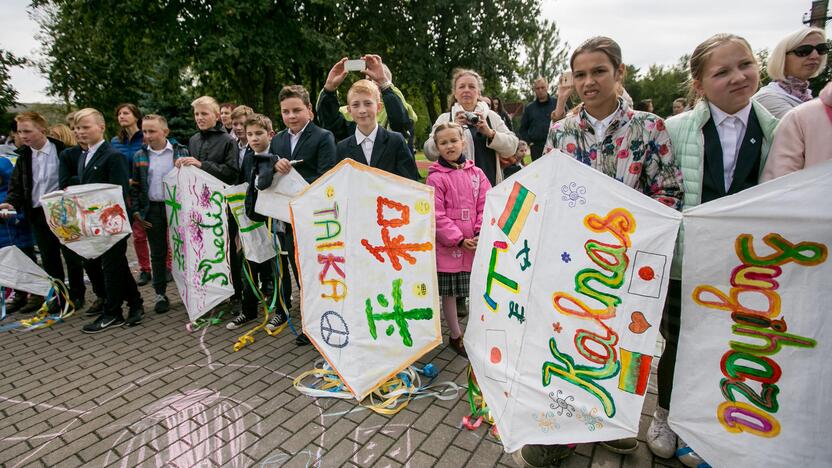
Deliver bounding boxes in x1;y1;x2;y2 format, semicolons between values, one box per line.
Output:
754;27;828;118
424;69;518;186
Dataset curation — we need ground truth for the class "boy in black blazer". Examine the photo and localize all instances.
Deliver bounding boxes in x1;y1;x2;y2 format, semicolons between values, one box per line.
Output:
73;108;144;333
268;85;336;184
262;85;337;345
335;80;419;180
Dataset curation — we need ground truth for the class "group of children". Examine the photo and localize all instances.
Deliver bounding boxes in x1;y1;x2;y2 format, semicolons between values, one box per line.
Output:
1;28;829;467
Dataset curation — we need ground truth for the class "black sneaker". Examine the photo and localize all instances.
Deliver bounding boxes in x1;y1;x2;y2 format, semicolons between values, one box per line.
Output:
124;304;144;327
6;293;29;313
265;313;287;333
512;444;574;467
19;296;43;314
84;297;106;316
82;315;125;333
72;296;85;312
137;271;151;286
295;333;311;346
226;312;254;330
154;294;170;314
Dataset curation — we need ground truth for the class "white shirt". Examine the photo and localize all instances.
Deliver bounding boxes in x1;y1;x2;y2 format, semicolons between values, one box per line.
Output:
30;140;59;208
355;124;379;165
289;121;310;155
708;102;752;190
585;103;619;139
147;141;174;202
238;141;248;168
84;140;105;167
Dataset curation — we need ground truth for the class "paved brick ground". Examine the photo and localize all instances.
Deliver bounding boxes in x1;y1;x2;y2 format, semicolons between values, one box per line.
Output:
0;258;686;468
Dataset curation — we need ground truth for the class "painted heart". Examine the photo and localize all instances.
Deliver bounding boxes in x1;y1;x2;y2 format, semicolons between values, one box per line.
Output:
628;311;651;334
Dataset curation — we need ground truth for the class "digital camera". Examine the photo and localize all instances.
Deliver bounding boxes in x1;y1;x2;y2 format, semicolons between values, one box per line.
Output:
463;111;479;126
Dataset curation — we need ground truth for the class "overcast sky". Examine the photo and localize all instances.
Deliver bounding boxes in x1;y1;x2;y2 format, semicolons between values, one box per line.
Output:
2;0;827;103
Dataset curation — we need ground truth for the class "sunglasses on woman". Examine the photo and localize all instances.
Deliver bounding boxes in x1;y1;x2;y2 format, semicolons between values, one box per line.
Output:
788;43;829;57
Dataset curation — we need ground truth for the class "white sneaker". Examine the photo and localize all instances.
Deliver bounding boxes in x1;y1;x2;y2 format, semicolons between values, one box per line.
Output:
226;312;253;330
646;406;676;459
677;437;709;467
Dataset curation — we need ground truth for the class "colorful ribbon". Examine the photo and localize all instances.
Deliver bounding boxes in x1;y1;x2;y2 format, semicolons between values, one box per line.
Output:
16;279;74;330
464;365;499;439
293;360;460;415
186;310;226;332
233;218;295;351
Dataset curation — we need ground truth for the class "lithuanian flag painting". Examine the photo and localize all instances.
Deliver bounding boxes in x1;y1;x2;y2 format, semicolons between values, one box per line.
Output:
497;182;536;243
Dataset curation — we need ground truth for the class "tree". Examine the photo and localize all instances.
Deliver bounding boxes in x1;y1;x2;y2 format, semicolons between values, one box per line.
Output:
32;0;541;137
33;0;190;132
519;18;569;100
624;56;688;117
0;50;26;113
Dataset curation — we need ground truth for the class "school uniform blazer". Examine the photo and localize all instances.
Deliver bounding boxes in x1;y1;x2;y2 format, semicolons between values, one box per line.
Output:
335;126;419;181
268;122;336;184
77;141;132;206
58;145;84;189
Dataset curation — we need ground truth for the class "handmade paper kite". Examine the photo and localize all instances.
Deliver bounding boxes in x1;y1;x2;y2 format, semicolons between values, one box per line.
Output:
0;245;52;296
290;159;440;400
669;162;832;468
164;166;234;322
223;183;276;263
255;168;309;223
467;152;682;451
40;183;132;259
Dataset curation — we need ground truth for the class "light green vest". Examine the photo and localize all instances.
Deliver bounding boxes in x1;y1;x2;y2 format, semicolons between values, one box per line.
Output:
665;99;779;278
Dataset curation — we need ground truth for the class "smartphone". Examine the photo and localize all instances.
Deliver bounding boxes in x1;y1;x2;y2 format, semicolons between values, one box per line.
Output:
560;71;573;87
345;59;366;72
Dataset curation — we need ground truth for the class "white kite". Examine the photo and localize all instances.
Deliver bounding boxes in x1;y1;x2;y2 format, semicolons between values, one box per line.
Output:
223;183;275;263
40;183;132;259
290;159;440;400
0;246;52;296
669;162;832;468
467;152;682;451
164;166;234;322
255;168;309;223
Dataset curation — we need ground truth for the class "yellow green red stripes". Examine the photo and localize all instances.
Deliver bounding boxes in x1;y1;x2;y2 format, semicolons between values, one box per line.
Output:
497;182;535;243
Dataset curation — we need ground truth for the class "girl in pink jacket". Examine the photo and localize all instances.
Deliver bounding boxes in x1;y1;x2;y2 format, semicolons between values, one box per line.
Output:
426;122;491;357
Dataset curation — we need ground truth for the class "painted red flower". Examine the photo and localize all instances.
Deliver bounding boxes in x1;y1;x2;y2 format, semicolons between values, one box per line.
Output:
659;144;669;155
629;162;642;174
656;119;666;131
566;143;577;153
617;149;629;159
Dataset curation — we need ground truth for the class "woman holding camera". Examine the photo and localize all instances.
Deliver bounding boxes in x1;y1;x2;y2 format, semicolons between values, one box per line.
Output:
424;69;518;186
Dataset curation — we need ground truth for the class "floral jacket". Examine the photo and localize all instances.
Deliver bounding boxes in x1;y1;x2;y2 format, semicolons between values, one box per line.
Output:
543;98;683;210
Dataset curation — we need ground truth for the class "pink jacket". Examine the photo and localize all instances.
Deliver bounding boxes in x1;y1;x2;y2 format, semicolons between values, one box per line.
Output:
763;81;832;181
426;159;491;273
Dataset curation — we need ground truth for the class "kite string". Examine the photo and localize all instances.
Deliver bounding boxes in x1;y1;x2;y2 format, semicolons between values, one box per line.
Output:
293;361;460;415
463;365;499;439
233;218;294;351
17;278;74;330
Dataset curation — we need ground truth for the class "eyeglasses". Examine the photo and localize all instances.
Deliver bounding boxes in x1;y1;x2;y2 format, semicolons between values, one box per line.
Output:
788;43;829;58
